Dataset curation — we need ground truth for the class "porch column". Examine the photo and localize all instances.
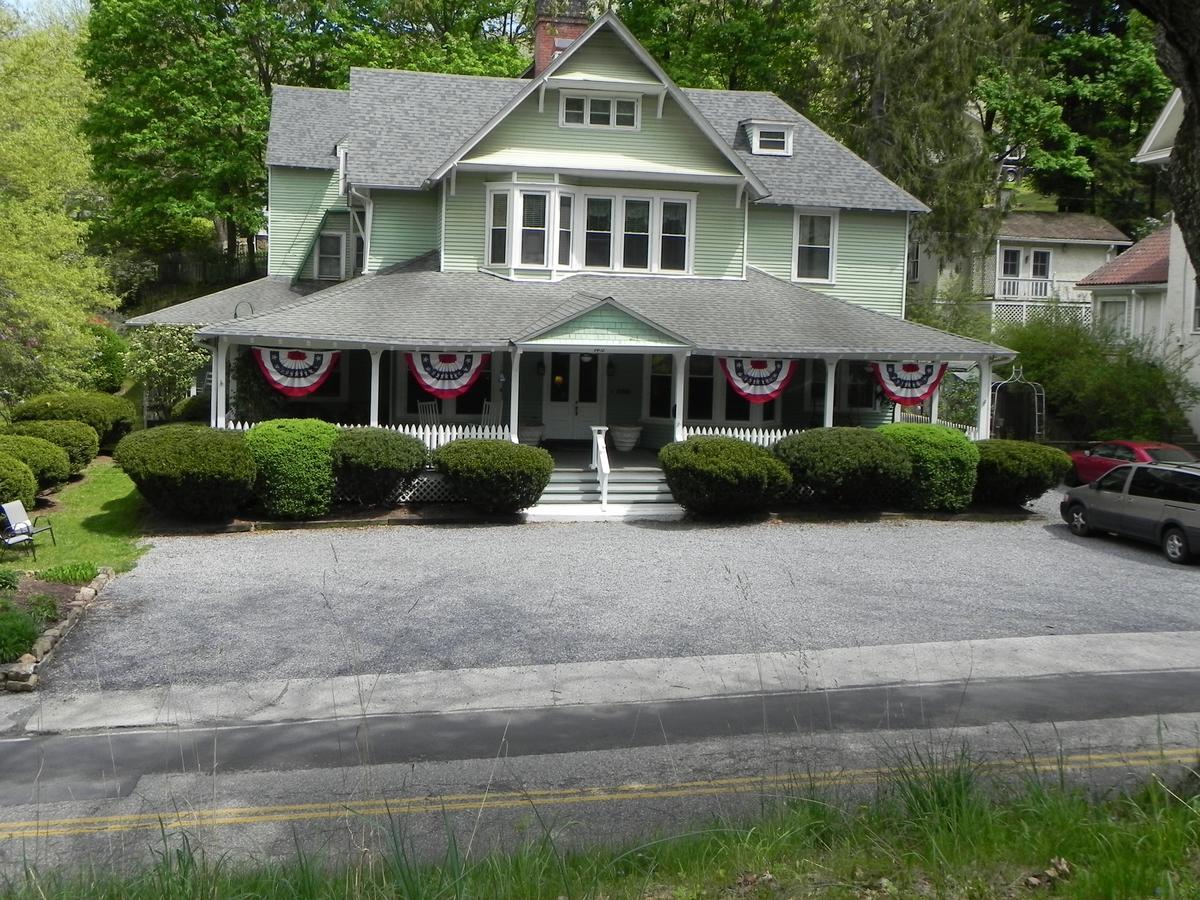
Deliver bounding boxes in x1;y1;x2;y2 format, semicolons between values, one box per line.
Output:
508;347;521;442
214;338;230;428
929;372;941;424
368;348;382;427
208;345;219;427
822;357;839;428
976;357;993;440
672;350;687;442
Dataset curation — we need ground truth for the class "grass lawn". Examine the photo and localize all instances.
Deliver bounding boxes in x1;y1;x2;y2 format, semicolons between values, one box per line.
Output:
1;459;145;573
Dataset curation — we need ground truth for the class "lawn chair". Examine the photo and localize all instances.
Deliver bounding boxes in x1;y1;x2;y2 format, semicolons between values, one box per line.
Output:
1;500;54;562
417;400;441;427
480;399;502;428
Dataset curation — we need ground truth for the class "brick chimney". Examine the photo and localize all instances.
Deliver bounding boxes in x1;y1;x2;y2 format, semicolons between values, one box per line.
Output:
533;0;591;76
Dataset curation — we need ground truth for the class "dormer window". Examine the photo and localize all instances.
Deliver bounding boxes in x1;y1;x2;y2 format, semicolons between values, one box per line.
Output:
745;121;794;157
560;93;640;130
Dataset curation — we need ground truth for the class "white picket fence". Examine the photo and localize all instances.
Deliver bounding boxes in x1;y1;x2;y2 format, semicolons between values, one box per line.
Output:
896;410;981;441
223;421;511;451
682;425;806;448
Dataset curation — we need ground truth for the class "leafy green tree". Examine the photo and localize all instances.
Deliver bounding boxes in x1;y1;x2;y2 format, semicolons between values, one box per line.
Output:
0;11;117;406
125;325;211;421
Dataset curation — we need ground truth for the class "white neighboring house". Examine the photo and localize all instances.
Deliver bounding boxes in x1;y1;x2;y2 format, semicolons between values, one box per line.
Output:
908;211;1130;326
1129;89;1200;437
1077;225;1171;343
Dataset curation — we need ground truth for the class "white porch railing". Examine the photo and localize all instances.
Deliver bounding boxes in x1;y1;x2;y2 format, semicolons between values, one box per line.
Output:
682;425;806;447
223;420;511;451
896;409;980;441
590;425;610;510
996;278;1089;303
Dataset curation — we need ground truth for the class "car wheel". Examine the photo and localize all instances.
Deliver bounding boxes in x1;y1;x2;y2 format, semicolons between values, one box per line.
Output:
1067;503;1091;537
1162;526;1192;565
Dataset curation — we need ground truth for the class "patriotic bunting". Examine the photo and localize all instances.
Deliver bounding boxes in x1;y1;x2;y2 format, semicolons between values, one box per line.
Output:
408;352;490;399
253;348;340;397
718;357;797;404
870;361;948;406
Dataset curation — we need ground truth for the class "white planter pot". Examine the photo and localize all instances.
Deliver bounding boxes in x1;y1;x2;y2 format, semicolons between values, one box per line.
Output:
518;425;545;446
609;425;642;452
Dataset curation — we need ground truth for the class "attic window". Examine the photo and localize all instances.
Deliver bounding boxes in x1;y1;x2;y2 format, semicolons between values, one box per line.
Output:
560;94;640;130
746;121;794;157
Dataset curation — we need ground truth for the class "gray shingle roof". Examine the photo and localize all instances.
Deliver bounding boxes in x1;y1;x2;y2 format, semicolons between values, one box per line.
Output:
266;86;351;170
197;262;1009;360
125;277;332;327
998;212;1130;244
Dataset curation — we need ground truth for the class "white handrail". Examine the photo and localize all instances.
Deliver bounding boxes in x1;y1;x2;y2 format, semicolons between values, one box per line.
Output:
590;425;610;511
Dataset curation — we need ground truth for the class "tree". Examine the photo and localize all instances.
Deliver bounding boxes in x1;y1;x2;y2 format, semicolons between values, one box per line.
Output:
125;325;211;420
1123;2;1200;295
0;11;117;406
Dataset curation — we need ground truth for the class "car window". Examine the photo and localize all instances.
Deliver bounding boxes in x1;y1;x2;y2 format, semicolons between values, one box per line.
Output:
1096;467;1130;492
1107;444;1139;462
1092;443;1118;458
1145;446;1197;463
1129;467;1170;499
1159;470;1200;504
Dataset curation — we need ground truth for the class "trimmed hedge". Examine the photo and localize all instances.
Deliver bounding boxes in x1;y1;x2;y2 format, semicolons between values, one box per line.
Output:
0;435;70;491
0;605;39;664
0;454;37;510
876;423;980;512
170;394;211;423
435;439;553;513
0;420;100;475
11;391;136;447
659;437;792;517
333;429;428;507
774;427;912;508
114;425;257;520
973;439;1072;508
244;419;340;519
88;324;128;394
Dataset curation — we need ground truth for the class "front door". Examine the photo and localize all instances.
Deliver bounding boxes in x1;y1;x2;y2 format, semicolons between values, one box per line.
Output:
543;352;604;440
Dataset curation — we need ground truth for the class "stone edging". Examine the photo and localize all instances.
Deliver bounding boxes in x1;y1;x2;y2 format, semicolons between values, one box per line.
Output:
0;567;115;692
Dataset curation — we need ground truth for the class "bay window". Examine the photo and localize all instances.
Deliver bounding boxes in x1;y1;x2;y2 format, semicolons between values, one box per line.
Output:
585;197;614;268
488;192;508;266
622;198;651;270
795;211;835;281
520;192;548;266
558;194;573;266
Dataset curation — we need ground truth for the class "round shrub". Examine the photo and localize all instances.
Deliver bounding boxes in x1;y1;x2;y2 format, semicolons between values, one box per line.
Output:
0;606;39;664
11;391;136;447
114;425;257;520
876;423;980;512
1;420;100;474
434;439;553;513
170;393;210;423
0;435;70;491
244;419;340;519
333;428;428;507
659;437;792;517
774;427;912;508
0;454;37;509
973;439;1072;508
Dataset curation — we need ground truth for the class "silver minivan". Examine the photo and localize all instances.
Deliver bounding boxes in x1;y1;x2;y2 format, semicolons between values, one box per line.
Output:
1059;462;1200;564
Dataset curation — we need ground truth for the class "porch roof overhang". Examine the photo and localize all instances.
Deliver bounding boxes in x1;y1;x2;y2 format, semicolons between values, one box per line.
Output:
194;254;1013;363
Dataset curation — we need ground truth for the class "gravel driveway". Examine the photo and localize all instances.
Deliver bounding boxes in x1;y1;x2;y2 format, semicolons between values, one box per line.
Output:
46;495;1200;690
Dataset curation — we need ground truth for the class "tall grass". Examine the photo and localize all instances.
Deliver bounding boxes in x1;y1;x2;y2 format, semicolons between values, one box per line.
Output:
6;746;1200;899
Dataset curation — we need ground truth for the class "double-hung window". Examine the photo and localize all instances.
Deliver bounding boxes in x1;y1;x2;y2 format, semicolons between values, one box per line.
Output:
585;197;614;268
558;194;573;267
488;193;509;267
561;94;639;130
795;212;834;281
520;192;549;267
659;201;689;272
622;198;651;270
316;232;344;279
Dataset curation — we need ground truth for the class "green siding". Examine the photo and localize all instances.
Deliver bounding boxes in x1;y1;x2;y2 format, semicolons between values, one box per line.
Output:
526;305;685;345
748;206;908;315
368;189;438;270
443;174;487;271
554;29;658;83
695;185;745;279
268;167;343;277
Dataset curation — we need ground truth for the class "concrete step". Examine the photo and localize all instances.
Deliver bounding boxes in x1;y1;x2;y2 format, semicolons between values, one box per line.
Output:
602;481;673;495
607;471;668;484
538;491;601;504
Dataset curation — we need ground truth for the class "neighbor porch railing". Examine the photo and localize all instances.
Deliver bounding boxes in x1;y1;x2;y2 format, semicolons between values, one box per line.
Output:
896;409;980;441
682;425;806;447
223;420;511;451
980;299;1093;327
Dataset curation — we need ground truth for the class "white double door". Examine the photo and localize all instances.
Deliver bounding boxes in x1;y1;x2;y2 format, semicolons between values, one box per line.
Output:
542;351;605;441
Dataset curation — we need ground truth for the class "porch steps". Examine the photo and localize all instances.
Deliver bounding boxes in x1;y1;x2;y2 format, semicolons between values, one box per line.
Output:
534;466;681;518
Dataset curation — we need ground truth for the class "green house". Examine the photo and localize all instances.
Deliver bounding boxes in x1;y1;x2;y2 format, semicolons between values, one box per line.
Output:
131;7;1010;458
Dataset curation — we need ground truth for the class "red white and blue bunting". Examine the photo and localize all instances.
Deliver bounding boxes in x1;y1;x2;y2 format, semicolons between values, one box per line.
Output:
718;357;797;404
870;361;948;406
253;347;340;397
407;352;490;399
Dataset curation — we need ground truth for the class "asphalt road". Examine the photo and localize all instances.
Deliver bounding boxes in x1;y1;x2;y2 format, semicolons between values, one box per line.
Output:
41;494;1200;691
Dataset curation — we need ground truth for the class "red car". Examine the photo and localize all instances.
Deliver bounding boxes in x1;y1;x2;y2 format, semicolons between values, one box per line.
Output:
1068;440;1196;485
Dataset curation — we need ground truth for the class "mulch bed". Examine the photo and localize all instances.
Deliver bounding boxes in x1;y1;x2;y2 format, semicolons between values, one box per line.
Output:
4;574;79;622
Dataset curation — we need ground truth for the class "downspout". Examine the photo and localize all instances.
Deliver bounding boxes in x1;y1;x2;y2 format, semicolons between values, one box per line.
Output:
349;184;373;274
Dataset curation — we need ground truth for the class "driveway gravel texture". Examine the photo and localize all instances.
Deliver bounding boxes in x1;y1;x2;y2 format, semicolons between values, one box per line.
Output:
47;493;1200;690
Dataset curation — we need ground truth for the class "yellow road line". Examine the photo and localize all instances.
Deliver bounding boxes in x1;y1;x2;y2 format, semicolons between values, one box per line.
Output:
1;746;1195;841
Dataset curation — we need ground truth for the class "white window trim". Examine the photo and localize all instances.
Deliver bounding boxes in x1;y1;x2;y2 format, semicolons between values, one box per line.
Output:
792;208;838;285
314;231;345;281
485;189;512;268
1000;246;1022;279
582;194;616;270
640;354;782;426
518;190;551;268
906;241;920;283
559;92;641;131
1030;248;1053;280
745;121;794;157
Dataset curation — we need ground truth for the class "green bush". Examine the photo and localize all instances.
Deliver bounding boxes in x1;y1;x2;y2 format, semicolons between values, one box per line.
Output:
27;594;59;628
36;562;99;585
659;437;792;517
0;454;37;509
0;605;39;664
244;419;340;519
973;439;1072;508
114;425;257;520
170;393;211;423
774;428;912;508
0;435;70;490
434;439;553;513
0;420;100;474
876;424;980;512
11;391;136;447
0;569;18;591
333;428;428;507
88;324;128;394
